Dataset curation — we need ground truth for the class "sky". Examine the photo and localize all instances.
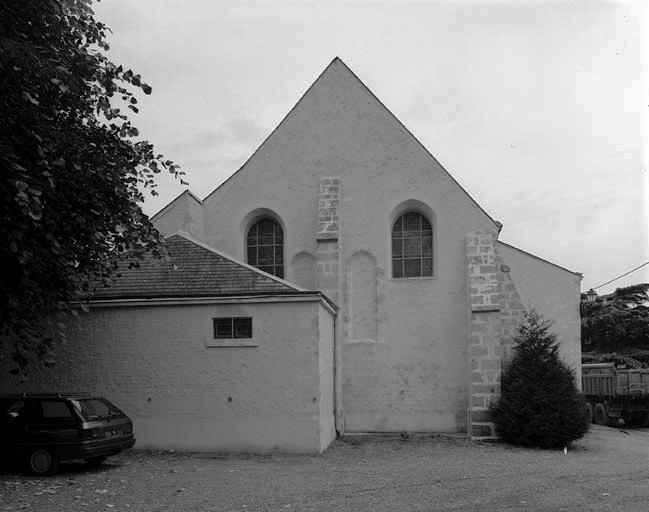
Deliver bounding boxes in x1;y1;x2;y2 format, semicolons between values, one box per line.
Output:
94;0;648;296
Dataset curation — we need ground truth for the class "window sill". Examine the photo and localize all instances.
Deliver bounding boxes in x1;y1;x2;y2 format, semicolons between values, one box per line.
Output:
206;339;258;348
388;276;438;282
346;338;383;344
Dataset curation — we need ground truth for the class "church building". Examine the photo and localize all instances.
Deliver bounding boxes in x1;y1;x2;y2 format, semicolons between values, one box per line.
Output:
2;58;582;452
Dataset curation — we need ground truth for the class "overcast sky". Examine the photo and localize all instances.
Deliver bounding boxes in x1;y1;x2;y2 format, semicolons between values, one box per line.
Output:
95;0;647;295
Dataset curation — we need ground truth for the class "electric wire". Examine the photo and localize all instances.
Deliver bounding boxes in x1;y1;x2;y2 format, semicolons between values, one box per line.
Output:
592;261;649;290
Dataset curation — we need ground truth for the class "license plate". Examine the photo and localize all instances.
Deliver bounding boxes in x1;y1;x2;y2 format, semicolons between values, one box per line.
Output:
104;429;122;438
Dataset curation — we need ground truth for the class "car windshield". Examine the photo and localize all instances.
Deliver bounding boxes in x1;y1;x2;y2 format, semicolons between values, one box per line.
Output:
70;398;122;420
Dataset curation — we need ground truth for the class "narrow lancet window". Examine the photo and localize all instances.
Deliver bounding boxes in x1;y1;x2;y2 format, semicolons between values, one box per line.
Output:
247;219;284;278
392;212;433;278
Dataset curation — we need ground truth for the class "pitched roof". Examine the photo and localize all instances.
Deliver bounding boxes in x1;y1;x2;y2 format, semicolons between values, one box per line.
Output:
150;189;202;223
497;240;582;277
91;232;303;300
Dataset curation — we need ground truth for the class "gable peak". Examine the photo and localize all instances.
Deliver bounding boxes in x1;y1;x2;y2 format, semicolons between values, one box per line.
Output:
202;57;499;230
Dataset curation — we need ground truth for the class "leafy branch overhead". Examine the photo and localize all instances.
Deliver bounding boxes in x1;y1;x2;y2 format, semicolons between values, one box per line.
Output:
0;0;185;373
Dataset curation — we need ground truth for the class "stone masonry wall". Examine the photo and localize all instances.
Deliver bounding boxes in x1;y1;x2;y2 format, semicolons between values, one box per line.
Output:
466;235;530;439
467;311;502;437
466;232;501;439
315;177;343;431
467;233;500;311
316;177;340;240
315;177;341;304
496;249;527;368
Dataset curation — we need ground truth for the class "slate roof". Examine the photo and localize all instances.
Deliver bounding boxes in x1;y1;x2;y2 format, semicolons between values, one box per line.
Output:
92;233;303;300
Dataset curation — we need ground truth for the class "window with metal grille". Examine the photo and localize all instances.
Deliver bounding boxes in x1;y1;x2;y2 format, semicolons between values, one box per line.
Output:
213;317;252;339
247;219;284;278
391;212;433;278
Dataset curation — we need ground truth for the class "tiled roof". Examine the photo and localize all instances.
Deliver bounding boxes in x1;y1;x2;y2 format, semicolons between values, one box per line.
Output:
92;233;301;300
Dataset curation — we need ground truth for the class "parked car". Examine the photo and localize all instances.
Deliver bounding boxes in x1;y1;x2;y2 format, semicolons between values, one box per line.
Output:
0;392;135;475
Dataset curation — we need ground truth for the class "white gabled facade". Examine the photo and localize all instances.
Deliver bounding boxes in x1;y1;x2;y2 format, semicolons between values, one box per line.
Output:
153;58;582;438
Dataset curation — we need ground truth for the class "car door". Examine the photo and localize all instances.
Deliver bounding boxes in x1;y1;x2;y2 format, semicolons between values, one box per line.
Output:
30;399;80;449
0;398;31;457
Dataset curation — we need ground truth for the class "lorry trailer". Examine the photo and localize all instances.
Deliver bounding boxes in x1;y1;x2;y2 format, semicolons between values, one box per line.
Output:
582;362;649;427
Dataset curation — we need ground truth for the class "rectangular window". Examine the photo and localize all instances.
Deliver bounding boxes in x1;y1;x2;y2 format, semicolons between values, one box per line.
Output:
70;398;123;421
40;400;74;419
213;317;252;339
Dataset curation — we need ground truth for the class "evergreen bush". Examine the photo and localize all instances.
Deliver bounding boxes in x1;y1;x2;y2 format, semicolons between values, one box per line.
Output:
490;310;590;448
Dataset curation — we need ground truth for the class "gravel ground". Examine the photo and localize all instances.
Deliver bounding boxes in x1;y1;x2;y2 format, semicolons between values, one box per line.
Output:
1;425;648;512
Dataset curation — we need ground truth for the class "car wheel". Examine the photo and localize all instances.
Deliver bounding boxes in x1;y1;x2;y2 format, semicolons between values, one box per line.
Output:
84;456;107;466
28;449;60;475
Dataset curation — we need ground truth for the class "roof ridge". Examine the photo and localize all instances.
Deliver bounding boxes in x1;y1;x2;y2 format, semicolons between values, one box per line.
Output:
201;57;341;207
150;189;202;222
332;58;499;230
497;240;582;278
155;57;499;229
167;231;307;292
200;57;499;229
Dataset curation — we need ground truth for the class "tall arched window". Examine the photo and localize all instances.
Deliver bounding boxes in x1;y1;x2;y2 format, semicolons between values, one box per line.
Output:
247;218;284;278
392;212;433;278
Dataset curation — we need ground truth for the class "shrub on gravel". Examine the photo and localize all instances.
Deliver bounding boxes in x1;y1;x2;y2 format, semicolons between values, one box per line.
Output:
490;310;590;449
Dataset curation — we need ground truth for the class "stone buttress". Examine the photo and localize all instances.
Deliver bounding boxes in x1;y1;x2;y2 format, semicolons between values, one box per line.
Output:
465;232;527;439
315;177;343;431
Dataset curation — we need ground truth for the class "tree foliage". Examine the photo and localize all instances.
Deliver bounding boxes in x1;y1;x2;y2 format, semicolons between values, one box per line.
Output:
490;310;590;449
581;284;649;354
581;350;649;369
0;0;184;373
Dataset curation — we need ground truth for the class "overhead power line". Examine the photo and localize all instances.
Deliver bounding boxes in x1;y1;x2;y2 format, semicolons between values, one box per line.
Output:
592;261;649;290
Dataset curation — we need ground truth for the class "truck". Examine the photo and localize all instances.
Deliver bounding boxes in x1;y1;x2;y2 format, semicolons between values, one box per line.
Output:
582;363;649;427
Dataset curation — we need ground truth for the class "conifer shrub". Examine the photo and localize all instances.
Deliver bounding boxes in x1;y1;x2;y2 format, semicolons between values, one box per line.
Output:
490;310;590;448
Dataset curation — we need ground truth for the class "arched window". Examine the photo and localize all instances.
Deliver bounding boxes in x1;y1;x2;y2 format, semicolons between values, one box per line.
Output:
247;218;284;278
391;212;433;278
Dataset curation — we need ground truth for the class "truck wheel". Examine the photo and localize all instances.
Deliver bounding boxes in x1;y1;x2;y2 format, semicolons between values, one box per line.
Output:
594;404;609;426
585;403;593;424
28;449;60;475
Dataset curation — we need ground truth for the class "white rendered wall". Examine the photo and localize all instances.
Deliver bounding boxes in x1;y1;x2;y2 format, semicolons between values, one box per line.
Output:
153;60;581;433
0;300;336;453
152;191;203;239
192;60;499;433
498;243;582;382
318;303;336;450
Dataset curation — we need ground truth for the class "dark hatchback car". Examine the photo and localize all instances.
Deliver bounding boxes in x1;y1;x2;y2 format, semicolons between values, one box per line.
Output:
0;392;135;475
